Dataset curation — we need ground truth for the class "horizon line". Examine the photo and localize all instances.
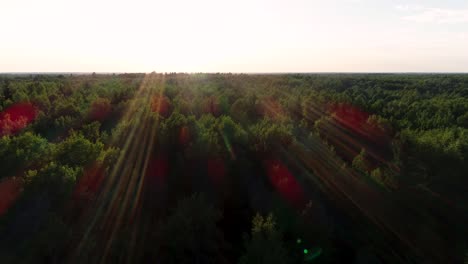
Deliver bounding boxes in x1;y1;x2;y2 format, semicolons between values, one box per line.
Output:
1;71;468;75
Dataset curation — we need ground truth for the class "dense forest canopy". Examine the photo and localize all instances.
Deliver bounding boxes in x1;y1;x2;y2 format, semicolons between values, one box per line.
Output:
0;73;467;263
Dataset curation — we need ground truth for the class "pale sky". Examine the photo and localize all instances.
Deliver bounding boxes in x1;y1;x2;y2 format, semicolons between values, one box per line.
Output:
1;0;468;72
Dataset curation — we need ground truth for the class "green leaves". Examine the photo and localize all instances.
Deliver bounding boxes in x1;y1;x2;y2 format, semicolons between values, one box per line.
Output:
239;213;289;264
0;132;50;178
404;128;468;162
25;162;80;199
251;213;276;234
55;132;103;167
249;119;293;153
81;121;101;142
352;148;370;174
201;115;247;156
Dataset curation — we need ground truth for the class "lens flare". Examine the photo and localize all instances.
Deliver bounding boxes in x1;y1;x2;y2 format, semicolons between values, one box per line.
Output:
0;102;37;136
0;177;23;216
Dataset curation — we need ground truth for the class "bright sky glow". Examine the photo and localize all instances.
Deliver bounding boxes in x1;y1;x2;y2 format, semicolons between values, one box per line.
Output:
1;0;467;72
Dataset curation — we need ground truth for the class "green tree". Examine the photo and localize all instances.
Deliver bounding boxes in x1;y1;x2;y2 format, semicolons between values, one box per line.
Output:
161;193;226;264
25;162;80;198
352;148;370;174
55;132;103;167
249;119;293;153
456;112;468;128
82;121;101;142
0;132;49;178
239;213;289;264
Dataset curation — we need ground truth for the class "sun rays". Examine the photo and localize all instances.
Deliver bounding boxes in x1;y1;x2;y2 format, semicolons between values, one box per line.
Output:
72;73;167;262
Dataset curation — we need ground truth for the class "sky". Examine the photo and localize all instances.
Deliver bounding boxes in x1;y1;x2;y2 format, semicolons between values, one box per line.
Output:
1;0;468;73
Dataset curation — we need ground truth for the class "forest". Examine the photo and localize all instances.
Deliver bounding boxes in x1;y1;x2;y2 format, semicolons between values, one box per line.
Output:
0;73;467;264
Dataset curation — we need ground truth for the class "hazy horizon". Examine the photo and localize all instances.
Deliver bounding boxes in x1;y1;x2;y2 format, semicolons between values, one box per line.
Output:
2;0;468;72
1;71;468;75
